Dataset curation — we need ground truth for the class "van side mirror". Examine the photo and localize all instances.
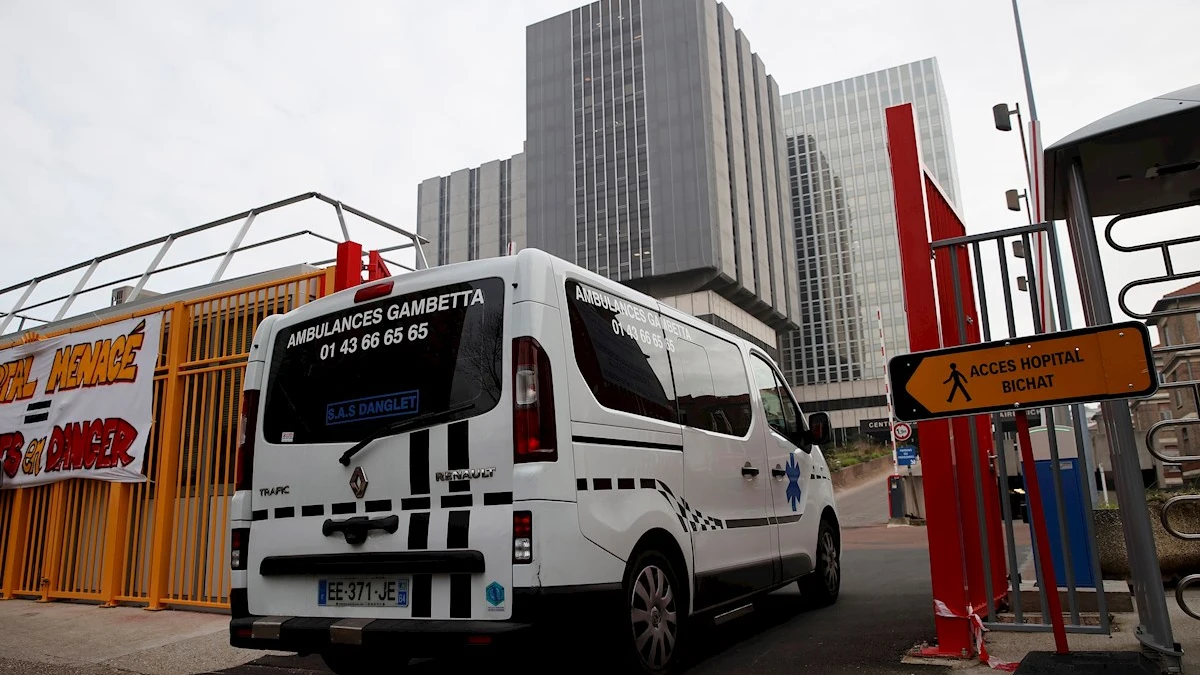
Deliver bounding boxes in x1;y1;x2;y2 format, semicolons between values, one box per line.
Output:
808;412;832;446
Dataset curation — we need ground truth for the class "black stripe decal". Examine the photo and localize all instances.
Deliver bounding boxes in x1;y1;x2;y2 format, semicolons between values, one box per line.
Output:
274;507;295;519
408;512;429;550
617;478;635;490
483;491;513;506
301;504;324;517
410;430;430;495
442;494;473;509
725;517;771;529
572;435;682;451
448;421;470;493
27;401;51;411
656;480;674;496
576;478;588;491
331;502;357;515
411;574;432;618
365;499;392;513
639;478;656;489
593;478;612;490
23;412;48;424
447;510;470;549
252;510;268;521
449;574;472;618
402;497;431;511
773;514;802;524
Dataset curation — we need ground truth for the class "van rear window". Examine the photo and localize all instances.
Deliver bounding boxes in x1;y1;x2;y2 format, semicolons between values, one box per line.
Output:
262;277;505;444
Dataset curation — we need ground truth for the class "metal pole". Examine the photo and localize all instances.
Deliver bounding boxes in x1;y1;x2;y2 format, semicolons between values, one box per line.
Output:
949;251;997;621
54;258;100;321
0;281;38;335
1064;159;1181;668
1011;0;1038;120
127;236;174;304
210;211;257;283
1016;411;1068;654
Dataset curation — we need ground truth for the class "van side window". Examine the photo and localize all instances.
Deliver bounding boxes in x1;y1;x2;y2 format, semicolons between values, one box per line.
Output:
672;334;753;437
566;280;677;423
750;355;803;437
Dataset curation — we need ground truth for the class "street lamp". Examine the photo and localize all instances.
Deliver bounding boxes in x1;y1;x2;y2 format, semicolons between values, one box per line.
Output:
1006;188;1033;224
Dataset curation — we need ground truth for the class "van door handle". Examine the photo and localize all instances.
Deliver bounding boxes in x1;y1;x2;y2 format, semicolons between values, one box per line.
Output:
322;515;399;546
772;465;787;478
741;462;759;478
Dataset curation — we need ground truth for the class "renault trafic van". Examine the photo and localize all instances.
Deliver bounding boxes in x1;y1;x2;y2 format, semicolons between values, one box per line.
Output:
228;248;841;674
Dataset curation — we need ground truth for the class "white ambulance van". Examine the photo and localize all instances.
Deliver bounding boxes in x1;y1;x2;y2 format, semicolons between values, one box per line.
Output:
228;248;841;674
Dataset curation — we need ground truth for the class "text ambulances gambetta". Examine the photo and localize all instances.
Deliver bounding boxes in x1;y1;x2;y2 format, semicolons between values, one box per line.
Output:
285;287;486;361
573;281;692;353
0;314;163;488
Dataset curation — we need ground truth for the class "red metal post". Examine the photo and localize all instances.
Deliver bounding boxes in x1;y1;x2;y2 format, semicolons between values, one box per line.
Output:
886;103;973;658
366;251;391;281
1015;411;1069;654
334;241;363;292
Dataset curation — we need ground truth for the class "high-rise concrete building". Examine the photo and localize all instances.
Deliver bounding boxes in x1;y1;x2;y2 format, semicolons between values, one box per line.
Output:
416;150;526;267
778;58;961;441
524;0;800;354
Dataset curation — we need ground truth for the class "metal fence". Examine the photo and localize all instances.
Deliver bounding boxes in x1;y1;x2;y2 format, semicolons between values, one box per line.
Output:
0;269;330;609
931;218;1111;635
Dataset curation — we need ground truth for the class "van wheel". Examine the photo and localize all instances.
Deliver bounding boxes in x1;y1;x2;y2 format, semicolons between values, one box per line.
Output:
622;549;687;674
320;648;408;674
799;518;840;607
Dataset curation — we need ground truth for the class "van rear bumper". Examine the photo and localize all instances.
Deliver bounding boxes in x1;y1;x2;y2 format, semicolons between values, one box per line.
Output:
229;584;620;655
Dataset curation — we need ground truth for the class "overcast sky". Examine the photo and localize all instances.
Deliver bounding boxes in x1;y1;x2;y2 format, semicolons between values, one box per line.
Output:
1;0;1198;334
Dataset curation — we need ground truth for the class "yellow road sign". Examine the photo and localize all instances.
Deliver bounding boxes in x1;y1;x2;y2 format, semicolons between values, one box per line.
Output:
889;322;1157;422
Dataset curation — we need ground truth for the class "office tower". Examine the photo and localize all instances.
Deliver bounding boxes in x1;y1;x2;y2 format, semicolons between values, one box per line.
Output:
416;150;526;267
524;0;800;353
778;58;961;440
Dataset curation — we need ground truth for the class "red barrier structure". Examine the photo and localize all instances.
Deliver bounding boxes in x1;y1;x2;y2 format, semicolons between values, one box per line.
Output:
886;103;1008;658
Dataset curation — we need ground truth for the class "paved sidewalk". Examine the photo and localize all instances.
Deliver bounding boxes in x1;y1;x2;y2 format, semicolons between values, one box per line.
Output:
0;599;273;675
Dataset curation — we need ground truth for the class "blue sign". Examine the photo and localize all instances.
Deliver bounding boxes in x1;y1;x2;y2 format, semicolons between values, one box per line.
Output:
326;390;419;426
897;445;917;467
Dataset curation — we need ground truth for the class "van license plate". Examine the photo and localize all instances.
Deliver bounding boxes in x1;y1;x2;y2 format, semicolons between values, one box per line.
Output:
318;578;409;608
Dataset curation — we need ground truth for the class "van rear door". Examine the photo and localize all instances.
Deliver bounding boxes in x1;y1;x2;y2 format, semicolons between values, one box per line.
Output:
245;273;516;621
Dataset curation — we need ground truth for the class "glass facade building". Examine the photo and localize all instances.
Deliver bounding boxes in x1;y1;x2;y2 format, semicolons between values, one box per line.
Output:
779;58;960;387
777;58;960;441
526;0;800;338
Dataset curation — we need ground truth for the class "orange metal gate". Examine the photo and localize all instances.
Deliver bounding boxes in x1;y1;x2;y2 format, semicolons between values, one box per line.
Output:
0;270;330;609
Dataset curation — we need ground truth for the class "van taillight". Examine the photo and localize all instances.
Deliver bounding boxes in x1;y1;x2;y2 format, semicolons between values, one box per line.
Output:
513;511;532;564
235;390;260;492
231;527;249;571
513;337;557;463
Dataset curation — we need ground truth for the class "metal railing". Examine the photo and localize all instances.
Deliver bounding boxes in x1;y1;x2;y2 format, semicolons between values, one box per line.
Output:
931;218;1110;635
0;192;428;337
1110;200;1200;631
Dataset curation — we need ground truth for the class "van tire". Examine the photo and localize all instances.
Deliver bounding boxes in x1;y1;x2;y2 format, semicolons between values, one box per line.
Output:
799;518;840;608
320;648;408;674
621;548;688;675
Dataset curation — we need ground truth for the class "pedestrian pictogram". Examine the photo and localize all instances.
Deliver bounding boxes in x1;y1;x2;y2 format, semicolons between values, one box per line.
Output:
943;363;972;403
889;322;1157;422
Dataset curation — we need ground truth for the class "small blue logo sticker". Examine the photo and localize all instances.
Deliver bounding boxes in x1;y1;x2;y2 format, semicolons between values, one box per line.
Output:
785;453;802;512
485;581;505;607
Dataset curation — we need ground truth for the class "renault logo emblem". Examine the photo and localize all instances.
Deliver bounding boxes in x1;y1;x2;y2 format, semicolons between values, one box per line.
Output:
349;466;368;499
